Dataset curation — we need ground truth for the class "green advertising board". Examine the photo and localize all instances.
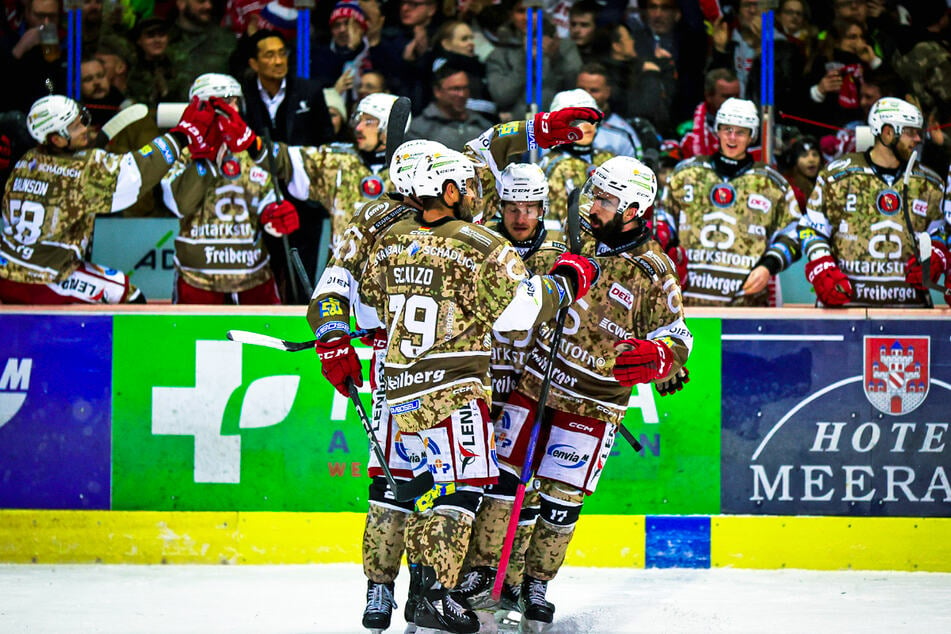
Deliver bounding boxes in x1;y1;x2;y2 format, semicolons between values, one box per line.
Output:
112;315;721;515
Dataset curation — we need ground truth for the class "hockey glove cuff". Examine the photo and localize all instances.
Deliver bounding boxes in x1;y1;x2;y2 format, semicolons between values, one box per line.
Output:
613;339;674;387
261;200;300;237
550;253;600;302
904;241;948;290
656;366;690;396
315;338;363;396
529;107;604;149
805;255;853;306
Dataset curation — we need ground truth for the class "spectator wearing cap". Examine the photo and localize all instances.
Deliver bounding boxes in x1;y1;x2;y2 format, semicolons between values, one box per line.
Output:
313;1;369;95
406;64;493;151
165;0;238;101
95;35;134;96
126;16;174;109
242;27;335;303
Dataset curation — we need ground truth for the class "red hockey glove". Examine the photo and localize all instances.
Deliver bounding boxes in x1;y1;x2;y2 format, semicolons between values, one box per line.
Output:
656;366;690;396
261;200;300;237
531;107;604;149
805;255;853;306
698;0;724;22
0;134;11;171
613;339;674;387
549;253;600;301
904;241;948;290
667;245;688;288
315;338;363;396
653;219;675;252
210;96;258;153
171;97;221;160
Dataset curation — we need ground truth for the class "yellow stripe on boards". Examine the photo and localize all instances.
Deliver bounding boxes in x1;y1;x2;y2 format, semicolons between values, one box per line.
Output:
711;516;951;572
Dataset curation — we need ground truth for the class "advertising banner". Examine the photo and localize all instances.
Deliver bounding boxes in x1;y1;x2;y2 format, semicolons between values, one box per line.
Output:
112;314;374;512
0;315;112;509
721;318;951;517
586;317;722;516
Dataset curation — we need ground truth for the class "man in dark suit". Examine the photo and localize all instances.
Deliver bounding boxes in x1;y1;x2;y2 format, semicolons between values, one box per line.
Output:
241;28;336;303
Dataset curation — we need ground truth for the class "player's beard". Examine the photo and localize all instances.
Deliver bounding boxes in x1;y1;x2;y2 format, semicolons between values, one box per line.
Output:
589;212;625;246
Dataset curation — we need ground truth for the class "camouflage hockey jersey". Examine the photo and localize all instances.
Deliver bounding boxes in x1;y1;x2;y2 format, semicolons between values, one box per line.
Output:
662;156;802;306
486;221;566;412
360;215;570;432
0;134;184;284
307;197;414;340
539;148;615;230
517;230;693;427
797;151;945;308
161;154;278;292
465;120;533;221
268;142;391;253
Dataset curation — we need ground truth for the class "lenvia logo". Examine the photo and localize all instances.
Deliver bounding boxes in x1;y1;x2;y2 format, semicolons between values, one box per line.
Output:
152;341;299;483
0;358;32;429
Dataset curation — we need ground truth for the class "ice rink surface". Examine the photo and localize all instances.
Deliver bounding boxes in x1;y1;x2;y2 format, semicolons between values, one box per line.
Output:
2;563;949;633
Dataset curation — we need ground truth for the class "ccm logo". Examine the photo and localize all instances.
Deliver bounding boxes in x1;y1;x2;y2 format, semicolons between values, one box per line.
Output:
568;421;595;432
747;194;771;212
609;283;633;309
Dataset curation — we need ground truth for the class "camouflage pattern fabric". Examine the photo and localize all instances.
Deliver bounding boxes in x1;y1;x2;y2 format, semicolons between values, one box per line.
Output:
517;231;692;428
464;490;540;585
162;153;277;293
523;509;573;582
1;134;183;284
412;507;474;589
540;149;615;229
893;41;951;118
360;216;568;433
306;198;414;340
797;152;945;308
362;503;408;583
661;155;802;306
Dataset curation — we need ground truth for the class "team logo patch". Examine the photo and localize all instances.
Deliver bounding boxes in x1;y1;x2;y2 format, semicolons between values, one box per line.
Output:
361;175;385;199
317;297;343;317
497;122;519;136
220;156;241;180
864;336;929;416
710;183;736;208
876;189;901;216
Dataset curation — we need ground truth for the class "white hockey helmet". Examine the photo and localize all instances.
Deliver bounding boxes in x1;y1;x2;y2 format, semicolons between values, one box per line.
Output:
27;95;88;143
868;97;923;138
389;139;448;196
189;73;244;108
352;93;410;133
411;149;484;221
715;97;759;140
580;155;657;218
550;88;598;112
497;162;549;215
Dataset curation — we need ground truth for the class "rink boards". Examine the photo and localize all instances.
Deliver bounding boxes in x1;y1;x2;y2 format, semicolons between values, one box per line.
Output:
1;306;950;571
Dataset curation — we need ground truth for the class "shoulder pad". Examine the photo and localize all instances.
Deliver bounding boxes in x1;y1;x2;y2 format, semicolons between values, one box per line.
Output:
914;164;943;188
455;223;505;253
323;142;359;155
672;155;709;174
622;246;673;283
749;164;789;189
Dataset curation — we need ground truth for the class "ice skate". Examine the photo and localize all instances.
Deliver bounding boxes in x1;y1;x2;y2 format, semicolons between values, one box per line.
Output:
404;563;422;634
451;566;496;610
362;579;397;633
413;566;480;634
517;576;553;633
493;582;522;631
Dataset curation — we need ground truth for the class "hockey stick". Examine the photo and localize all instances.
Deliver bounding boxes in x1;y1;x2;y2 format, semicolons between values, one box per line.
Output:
226;328;371;352
258;125;304;304
290;246;314;298
101;103;148;140
898;151;948;302
346;378;435;502
492;188;583;601
384;96;412;168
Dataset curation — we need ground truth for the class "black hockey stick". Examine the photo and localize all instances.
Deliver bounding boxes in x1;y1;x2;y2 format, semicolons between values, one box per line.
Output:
226;329;371;352
899;151;949;300
289;246;314;298
346;379;435;502
384;96;411;168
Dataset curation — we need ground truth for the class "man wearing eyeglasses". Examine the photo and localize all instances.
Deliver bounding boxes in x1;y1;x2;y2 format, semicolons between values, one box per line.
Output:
241;28;335;302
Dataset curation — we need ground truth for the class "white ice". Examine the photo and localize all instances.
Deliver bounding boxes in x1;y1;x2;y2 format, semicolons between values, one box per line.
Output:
1;563;949;633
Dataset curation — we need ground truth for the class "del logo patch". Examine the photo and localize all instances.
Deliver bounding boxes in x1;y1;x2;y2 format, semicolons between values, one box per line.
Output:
863;336;929;416
710;183;736;208
361;175;385;199
747;194;771;212
876;189;901;216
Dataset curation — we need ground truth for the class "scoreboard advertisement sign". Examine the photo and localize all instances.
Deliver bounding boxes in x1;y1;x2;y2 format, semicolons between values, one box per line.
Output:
721;319;951;517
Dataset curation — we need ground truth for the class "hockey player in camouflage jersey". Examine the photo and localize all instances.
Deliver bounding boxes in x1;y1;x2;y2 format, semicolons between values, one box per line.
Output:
661;98;802;307
487;156;692;631
161;74;298;304
0;94;216;303
455;163;566;616
797;97;946;308
539;89;615;231
352;148;599;634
